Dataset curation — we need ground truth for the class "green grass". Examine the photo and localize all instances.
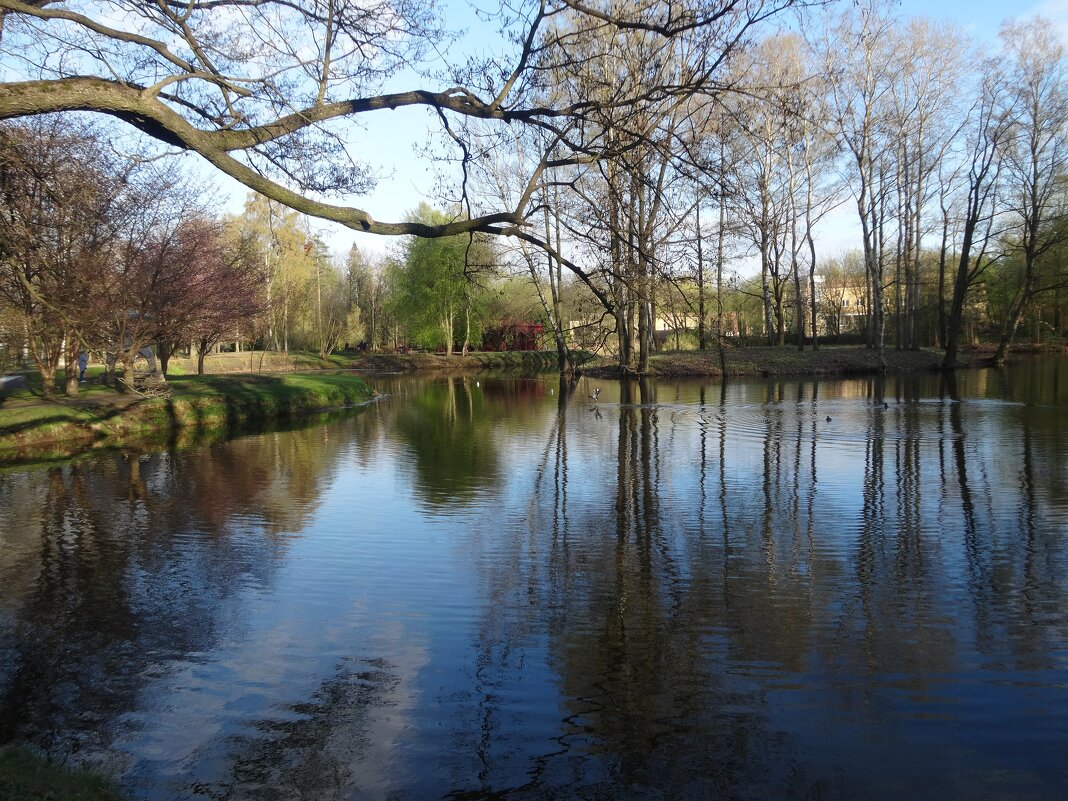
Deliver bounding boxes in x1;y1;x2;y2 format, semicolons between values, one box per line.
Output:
166;350;363;374
0;399;99;429
0;747;125;801
0;371;375;465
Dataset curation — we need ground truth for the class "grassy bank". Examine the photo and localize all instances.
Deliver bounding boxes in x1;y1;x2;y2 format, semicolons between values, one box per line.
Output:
0;372;375;465
165;348;588;375
0;343;1035;464
579;342;1019;378
0;746;124;801
173;344;983;379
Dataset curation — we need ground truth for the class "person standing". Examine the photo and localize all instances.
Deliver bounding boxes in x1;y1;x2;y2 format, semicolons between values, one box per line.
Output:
78;350;88;382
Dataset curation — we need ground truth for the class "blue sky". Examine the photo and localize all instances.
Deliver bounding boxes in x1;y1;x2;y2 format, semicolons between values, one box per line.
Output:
786;0;1068;263
895;0;1017;39
209;0;1068;263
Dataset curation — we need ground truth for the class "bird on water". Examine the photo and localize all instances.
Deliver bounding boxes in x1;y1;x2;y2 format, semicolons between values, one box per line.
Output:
589;387;601;401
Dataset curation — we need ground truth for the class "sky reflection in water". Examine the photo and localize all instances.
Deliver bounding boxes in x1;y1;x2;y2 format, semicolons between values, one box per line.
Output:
1;360;1066;800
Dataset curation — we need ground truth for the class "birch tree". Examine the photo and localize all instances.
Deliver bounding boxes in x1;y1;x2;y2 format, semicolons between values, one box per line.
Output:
819;1;898;367
943;62;1013;369
885;18;967;351
991;17;1068;364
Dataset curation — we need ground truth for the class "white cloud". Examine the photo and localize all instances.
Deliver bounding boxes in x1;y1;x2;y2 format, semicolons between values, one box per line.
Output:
1025;0;1068;41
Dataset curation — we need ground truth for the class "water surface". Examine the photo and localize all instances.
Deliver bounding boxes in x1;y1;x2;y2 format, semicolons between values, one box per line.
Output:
1;359;1066;800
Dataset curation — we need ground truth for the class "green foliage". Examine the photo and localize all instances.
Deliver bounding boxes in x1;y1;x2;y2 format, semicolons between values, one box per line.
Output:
983;218;1068;341
387;204;495;352
239;195;318;352
484;274;546;323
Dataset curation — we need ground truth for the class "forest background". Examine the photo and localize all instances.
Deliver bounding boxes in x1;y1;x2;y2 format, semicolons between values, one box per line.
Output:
2;0;1068;395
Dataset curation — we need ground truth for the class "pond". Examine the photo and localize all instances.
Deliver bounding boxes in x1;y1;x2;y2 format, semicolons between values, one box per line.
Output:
1;358;1067;800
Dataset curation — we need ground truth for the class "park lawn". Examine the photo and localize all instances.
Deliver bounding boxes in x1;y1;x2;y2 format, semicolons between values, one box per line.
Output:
165;349;361;374
169;348;589;374
0;375;136;429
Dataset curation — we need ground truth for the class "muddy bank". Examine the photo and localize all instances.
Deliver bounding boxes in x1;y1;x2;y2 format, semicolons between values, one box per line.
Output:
581;344;1009;378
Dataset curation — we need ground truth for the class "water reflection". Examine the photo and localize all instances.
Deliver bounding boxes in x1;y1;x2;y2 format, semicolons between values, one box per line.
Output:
0;430;348;766
390;377;503;508
0;363;1066;800
465;368;1068;799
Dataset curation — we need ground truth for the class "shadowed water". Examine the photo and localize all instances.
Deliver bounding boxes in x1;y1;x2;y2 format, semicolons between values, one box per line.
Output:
1;358;1066;800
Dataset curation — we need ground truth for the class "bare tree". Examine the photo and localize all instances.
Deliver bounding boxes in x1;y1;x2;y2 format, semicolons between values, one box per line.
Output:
0;117;127;396
100;169;215;388
487;14;737;374
724;36;794;345
943;60;1013;369
0;0;808;244
818;1;899;368
482;130;577;373
884;17;967;351
991;17;1068;364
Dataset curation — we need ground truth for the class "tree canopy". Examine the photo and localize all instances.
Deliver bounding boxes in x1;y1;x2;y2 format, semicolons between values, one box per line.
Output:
3;0;1068;375
0;0;802;238
388;203;495;354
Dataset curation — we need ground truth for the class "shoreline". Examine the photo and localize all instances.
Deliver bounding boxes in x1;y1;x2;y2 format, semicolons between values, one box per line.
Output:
335;342;1030;378
586;344;995;378
0;344;1058;466
0;372;376;466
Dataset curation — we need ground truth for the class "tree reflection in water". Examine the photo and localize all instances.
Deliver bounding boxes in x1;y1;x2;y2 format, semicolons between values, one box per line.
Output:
0;425;351;767
390;376;502;509
458;378;811;798
460;370;1068;800
0;365;1066;800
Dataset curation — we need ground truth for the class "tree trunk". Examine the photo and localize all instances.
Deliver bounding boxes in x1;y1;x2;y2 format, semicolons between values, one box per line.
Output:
41;362;58;398
760;237;773;345
696;203;707;350
937;207;950;349
615;307;632;371
943;229;976;369
992;281;1034;365
544;198;574;375
157;339;173;377
807;228;819;352
63;335;79;396
443;302;454;356
121;356;136;392
461;303;471;357
638;296;650;374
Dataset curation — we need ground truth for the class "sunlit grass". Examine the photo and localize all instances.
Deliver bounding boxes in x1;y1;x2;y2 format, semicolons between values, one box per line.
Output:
0;368;375;464
0;344;952;461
